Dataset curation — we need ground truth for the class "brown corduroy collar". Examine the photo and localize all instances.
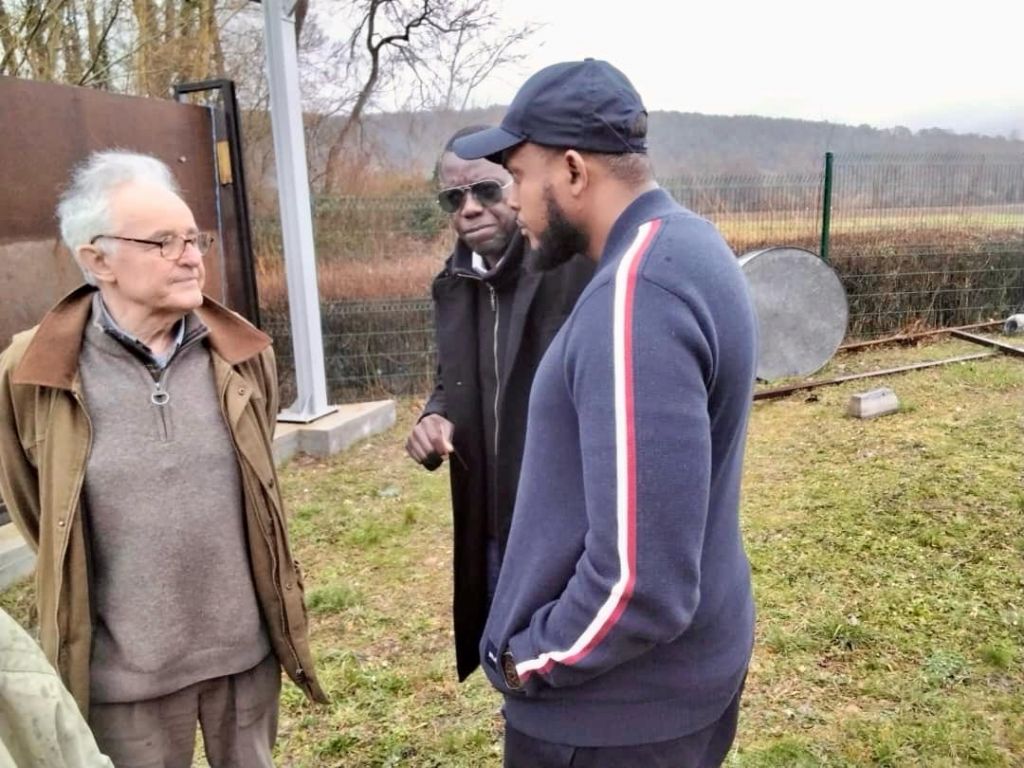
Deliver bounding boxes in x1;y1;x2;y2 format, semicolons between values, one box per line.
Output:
13;285;271;390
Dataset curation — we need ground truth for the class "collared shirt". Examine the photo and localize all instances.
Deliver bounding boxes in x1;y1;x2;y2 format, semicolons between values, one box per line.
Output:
92;294;186;370
472;251;508;276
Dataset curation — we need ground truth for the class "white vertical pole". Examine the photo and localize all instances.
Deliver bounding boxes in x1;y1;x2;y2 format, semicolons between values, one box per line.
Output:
262;0;335;422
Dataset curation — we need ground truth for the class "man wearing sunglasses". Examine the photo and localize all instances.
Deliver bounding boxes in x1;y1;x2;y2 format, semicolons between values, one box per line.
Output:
406;125;594;683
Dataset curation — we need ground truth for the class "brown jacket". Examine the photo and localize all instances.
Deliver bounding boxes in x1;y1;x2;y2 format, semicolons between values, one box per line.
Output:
0;286;327;715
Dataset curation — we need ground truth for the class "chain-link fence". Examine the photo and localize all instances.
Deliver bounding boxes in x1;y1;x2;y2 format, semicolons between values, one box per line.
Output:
263;299;436;406
828;154;1024;336
261;153;1024;401
664;172;824;254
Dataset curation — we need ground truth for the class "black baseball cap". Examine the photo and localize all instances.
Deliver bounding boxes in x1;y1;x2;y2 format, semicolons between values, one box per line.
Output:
452;58;648;164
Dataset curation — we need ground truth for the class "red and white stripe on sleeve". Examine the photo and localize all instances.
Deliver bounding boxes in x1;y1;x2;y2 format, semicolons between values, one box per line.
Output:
516;219;663;681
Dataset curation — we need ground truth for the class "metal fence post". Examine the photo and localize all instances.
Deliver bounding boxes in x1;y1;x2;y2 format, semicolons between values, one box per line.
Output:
261;0;336;422
820;151;834;263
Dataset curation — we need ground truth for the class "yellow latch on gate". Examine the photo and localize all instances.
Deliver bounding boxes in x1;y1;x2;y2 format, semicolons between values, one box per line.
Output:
216;140;233;185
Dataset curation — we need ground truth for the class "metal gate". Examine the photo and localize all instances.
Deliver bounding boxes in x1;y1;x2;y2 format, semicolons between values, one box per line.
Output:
0;75;258;348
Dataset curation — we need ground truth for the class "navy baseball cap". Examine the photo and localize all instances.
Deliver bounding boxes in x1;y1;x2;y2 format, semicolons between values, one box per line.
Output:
452;58;648;164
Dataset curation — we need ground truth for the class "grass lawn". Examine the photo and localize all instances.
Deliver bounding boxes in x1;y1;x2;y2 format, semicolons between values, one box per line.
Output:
2;338;1022;766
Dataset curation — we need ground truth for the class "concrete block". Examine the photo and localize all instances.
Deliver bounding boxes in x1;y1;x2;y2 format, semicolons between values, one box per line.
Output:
0;523;34;590
273;400;396;463
848;387;899;419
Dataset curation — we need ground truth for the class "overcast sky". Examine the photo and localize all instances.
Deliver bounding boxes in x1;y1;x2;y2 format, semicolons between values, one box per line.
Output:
463;0;1023;136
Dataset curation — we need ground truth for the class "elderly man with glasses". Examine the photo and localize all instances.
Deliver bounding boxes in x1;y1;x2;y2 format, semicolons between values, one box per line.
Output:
406;125;593;683
0;149;326;767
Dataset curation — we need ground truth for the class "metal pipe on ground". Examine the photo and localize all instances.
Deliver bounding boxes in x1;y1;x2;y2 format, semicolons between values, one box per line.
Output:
949;330;1024;359
753;352;997;402
838;321;1003;353
1004;314;1024;334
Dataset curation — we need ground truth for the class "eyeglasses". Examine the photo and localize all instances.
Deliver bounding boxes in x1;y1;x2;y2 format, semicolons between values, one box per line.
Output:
436;179;512;213
89;232;216;261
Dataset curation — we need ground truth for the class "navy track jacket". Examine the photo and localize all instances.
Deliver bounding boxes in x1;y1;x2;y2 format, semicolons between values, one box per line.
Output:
481;188;757;747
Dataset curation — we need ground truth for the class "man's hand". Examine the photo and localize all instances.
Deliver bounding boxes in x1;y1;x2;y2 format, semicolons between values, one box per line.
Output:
406;414;455;470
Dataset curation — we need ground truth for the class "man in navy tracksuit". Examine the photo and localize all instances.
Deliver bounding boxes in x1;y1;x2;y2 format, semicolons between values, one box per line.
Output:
454;59;757;767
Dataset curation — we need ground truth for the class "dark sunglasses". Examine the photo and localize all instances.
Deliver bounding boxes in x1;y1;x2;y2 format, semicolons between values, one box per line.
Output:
436;179;512;213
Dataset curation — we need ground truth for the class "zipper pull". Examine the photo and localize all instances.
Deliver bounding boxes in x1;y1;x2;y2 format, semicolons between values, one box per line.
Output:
489;284;496;311
151;378;170;406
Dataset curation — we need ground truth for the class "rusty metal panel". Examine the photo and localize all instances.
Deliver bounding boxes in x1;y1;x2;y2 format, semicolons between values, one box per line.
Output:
0;76;229;347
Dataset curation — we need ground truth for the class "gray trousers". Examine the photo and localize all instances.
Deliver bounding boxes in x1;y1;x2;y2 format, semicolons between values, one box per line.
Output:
89;654;280;768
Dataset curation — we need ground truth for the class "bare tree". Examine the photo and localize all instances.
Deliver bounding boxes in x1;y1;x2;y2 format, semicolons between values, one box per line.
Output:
0;0;533;200
398;1;535;112
309;0;534;194
0;0;235;93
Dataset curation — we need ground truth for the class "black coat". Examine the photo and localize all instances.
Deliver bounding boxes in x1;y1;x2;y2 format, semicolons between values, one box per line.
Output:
421;231;593;679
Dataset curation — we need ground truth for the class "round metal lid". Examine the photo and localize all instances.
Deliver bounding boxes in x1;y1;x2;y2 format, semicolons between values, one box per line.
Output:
738;246;849;380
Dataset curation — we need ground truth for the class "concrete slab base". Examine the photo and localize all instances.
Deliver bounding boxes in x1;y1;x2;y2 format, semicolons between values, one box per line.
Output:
273;400;396;465
0;522;34;591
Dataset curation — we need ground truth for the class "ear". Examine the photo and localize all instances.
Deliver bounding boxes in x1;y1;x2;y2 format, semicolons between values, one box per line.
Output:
76;244;115;285
563;150;590;198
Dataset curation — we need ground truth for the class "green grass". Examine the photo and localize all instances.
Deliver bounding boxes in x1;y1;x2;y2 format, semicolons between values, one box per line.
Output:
737;340;1024;766
0;566;33;627
2;343;1023;766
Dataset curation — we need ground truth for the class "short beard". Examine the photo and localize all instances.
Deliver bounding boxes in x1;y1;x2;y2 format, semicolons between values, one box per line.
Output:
528;187;589;272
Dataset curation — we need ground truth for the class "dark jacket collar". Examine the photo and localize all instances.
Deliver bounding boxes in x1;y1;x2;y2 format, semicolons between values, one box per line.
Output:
599;187;682;270
446;230;526;289
14;285;271;389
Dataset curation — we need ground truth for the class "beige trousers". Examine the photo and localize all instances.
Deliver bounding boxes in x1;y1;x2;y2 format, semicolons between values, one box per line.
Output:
88;654;281;768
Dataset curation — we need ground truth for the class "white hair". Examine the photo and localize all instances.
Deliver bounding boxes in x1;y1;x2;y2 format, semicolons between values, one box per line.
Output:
56;150;180;285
